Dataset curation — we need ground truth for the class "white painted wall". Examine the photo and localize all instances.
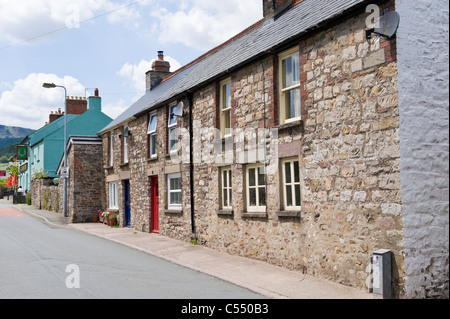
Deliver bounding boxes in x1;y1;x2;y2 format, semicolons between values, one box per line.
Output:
396;0;449;298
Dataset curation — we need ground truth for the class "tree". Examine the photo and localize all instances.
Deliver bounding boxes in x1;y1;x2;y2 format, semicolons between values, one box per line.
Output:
7;165;18;176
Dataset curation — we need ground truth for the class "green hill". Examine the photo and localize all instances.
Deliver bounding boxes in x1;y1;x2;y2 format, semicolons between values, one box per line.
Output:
0;124;34;161
0;125;34;147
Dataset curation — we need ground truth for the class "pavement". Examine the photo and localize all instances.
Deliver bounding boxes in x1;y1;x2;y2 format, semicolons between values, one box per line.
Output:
3;198;372;299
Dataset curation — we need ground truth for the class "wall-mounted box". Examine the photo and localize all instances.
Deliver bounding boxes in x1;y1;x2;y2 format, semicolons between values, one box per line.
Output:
373;249;392;299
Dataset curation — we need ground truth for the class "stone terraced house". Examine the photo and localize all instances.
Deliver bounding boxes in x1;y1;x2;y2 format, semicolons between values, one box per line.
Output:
98;0;449;298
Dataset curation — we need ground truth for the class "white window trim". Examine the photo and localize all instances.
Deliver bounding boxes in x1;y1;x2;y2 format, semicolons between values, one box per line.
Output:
148;113;158;158
220;78;232;138
246;164;266;213
281;158;302;211
109;132;114;167
108;182;119;210
220;167;233;210
168;104;178;154
167;173;182;211
123;126;129;164
279;47;302;124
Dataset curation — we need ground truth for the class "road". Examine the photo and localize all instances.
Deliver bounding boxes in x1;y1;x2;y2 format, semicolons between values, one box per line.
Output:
0;204;264;299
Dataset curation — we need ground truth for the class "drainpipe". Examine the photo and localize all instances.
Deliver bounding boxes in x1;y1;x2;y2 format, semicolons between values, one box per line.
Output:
186;93;196;237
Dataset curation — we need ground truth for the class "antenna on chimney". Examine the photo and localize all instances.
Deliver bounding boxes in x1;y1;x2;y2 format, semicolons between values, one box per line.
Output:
85;88;98;99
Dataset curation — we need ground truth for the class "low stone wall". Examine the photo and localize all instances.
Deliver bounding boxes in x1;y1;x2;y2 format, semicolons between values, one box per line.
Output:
31;178;63;214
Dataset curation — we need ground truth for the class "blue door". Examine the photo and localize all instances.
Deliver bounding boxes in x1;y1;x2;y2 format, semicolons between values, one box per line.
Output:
124;180;131;227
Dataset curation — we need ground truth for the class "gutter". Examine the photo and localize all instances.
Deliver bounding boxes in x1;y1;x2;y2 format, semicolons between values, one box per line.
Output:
186;92;196;238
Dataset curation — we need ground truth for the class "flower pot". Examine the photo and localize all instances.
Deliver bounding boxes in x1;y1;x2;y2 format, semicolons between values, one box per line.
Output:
92;215;99;223
107;217;116;227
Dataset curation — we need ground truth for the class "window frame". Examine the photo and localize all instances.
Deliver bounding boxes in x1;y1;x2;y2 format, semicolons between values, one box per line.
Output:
123;126;129;164
279;47;301;124
109;132;114;167
108;182;119;210
167;173;182;211
168;104;178;154
281;158;302;211
246;164;267;213
220;167;233;210
220;78;232;138
147;112;158;159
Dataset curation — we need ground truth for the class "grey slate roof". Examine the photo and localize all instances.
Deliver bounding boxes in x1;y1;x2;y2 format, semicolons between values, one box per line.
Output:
100;0;366;134
100;66;193;133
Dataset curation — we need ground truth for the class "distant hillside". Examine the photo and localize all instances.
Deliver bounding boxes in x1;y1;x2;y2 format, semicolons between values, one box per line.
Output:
0;125;34;148
0;142;18;163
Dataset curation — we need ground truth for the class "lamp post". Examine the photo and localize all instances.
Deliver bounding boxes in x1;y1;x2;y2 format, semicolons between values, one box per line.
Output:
43;83;68;217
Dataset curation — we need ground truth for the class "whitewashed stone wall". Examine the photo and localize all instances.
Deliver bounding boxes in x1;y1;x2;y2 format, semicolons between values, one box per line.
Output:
397;0;449;299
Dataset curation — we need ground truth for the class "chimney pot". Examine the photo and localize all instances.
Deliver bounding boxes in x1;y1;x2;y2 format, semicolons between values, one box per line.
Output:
95;88;99;97
146;51;172;91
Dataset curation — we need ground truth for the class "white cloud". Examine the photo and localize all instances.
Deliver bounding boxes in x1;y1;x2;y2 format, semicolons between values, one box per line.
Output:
151;0;263;51
102;99;128;120
118;57;181;92
0;0;145;45
0;73;85;130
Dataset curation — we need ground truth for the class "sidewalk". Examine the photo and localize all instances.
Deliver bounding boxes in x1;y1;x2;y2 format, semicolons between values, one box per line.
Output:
8;200;372;299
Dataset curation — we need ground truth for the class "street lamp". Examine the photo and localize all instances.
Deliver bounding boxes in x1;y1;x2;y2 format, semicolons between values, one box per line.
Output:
43;83;68;217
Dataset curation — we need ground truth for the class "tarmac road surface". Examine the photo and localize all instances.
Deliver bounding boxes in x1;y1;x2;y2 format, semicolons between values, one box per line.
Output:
0;204;265;299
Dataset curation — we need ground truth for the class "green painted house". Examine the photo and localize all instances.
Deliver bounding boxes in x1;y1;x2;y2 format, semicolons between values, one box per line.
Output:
19;92;112;191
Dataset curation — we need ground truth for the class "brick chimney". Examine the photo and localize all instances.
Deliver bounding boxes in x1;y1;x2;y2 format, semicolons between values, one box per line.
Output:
146;51;171;91
66;96;87;115
49;109;63;123
263;0;293;21
47;97;87;125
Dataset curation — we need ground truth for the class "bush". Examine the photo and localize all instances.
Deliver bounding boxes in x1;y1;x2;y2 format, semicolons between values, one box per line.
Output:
26;192;31;205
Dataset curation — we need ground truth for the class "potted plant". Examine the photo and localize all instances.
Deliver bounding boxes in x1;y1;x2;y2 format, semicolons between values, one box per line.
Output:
108;212;117;227
98;210;108;224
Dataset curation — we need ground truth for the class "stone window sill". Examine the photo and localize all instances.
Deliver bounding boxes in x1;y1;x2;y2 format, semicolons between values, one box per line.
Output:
242;212;267;218
147;157;159;163
217;209;234;216
277;211;301;218
164;209;183;215
277;119;304;131
104;165;114;170
120;162;130;168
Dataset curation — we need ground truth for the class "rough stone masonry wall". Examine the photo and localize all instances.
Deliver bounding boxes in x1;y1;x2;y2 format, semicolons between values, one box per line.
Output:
103;1;410;296
127;114;153;233
297;2;405;296
128;101;194;238
110;101;193;237
190;4;406;296
396;0;449;299
31;178;62;214
103;127;127;225
67;143;105;223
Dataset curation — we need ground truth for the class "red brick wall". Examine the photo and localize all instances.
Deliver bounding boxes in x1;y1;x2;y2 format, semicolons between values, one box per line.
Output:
66;98;87;115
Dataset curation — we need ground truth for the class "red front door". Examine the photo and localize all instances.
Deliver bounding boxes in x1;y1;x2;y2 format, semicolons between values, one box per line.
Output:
150;176;160;233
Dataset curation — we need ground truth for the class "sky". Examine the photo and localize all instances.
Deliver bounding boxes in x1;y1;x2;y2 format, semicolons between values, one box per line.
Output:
0;0;263;130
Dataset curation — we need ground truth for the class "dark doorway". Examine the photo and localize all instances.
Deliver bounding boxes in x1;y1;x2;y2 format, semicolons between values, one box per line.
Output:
124;180;131;228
